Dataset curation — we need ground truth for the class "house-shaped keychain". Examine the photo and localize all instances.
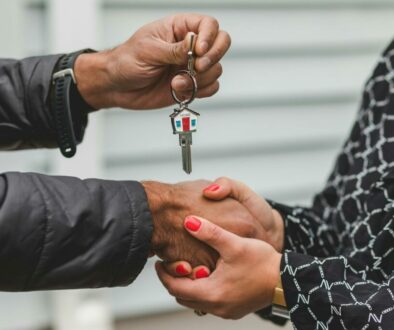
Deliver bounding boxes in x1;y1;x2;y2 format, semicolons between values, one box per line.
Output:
170;107;200;135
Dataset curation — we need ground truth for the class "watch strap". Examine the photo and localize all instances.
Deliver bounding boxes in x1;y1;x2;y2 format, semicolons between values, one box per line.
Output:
52;48;96;158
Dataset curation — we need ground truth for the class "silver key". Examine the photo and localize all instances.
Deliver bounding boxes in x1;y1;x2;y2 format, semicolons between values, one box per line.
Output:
170;104;200;174
170;33;200;174
180;133;192;174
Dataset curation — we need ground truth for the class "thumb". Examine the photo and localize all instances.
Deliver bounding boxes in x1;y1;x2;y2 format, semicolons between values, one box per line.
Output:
203;177;250;201
184;216;241;259
161;32;195;66
203;177;266;220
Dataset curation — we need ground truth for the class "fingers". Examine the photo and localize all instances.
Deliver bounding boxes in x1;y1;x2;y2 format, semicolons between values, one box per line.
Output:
172;80;220;101
203;179;233;200
192;266;210;279
163;261;192;277
184;216;241;259
197;81;220;98
171;63;222;93
203;177;251;201
194;16;220;56
161;33;191;66
156;261;206;301
195;30;231;72
203;178;270;223
171;14;220;56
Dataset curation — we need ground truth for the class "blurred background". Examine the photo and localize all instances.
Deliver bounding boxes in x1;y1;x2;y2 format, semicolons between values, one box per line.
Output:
0;0;394;329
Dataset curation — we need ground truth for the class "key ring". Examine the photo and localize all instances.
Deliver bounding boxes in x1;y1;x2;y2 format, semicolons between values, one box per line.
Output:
171;70;198;106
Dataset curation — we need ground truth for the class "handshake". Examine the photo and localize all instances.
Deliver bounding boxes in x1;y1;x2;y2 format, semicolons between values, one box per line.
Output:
144;178;283;267
144;177;285;319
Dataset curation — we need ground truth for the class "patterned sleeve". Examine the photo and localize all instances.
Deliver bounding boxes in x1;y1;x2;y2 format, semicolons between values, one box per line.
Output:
277;184;394;328
270;39;394;328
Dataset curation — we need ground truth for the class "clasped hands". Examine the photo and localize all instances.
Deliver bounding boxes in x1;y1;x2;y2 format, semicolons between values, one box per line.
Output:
143;178;285;320
72;12;285;319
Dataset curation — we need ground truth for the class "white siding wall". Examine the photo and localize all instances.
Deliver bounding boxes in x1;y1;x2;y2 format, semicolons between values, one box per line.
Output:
0;0;394;328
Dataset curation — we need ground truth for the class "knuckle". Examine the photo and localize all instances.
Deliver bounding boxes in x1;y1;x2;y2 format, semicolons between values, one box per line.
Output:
208;16;220;30
216;176;231;186
231;241;247;257
212;46;223;61
208;224;223;243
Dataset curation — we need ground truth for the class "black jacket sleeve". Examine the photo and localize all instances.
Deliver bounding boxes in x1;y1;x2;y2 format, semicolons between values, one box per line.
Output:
0;55;87;150
0;172;153;291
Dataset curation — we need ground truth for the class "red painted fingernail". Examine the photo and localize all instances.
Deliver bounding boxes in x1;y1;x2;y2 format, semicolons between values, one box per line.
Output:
175;264;189;275
185;216;202;232
204;184;220;192
195;268;209;279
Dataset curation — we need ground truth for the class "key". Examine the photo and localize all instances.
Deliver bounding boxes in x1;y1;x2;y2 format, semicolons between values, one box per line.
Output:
180;133;192;174
170;33;200;174
170;104;200;174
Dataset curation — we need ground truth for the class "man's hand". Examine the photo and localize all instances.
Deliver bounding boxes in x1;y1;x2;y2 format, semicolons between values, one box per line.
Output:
203;177;285;252
142;180;266;269
156;216;282;319
74;13;230;110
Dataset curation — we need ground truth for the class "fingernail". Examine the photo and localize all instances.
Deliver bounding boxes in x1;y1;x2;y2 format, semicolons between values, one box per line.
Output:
199;57;211;70
175;264;189;275
200;41;209;53
204;184;220;193
185;216;202;232
195;268;209;279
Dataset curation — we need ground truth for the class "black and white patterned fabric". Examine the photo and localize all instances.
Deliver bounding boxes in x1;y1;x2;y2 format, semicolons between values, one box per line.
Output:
273;40;394;329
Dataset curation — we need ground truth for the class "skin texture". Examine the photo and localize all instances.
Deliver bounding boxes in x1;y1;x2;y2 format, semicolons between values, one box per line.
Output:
156;216;282;320
142;180;269;269
73;13;231;110
203;177;285;252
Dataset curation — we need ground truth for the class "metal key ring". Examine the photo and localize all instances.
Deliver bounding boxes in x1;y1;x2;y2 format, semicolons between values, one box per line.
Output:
171;70;198;106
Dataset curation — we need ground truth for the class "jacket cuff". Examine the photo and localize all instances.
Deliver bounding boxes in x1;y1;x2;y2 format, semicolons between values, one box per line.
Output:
114;181;153;286
266;200;294;252
23;55;63;147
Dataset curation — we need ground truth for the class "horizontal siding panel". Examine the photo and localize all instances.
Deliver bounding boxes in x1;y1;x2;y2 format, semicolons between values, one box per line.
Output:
103;103;356;159
218;54;373;100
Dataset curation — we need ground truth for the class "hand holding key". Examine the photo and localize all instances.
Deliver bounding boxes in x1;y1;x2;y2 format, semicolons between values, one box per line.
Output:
74;14;230;110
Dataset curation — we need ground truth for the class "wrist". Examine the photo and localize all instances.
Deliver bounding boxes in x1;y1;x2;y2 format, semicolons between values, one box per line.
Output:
141;181;173;250
74;51;115;110
271;209;285;252
268;251;283;304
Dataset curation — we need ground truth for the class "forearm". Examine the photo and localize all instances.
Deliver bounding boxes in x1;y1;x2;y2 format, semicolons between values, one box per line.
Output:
0;55;64;149
0;172;152;291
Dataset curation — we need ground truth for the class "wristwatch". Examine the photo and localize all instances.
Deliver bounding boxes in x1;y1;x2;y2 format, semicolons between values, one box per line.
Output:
51;49;96;158
271;278;290;319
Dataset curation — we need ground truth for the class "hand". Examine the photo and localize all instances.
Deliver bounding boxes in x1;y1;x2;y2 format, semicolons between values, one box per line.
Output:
156;216;282;320
203;178;285;252
142;180;267;269
74;14;230;110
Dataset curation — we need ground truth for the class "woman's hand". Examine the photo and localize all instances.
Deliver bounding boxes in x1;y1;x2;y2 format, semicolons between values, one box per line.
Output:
156;216;282;320
75;13;230;110
203;177;285;252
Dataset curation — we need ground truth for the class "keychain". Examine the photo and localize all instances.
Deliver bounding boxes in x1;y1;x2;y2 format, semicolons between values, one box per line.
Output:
170;33;200;174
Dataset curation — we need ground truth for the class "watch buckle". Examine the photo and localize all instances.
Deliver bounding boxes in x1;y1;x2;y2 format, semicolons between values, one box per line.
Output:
52;68;76;84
